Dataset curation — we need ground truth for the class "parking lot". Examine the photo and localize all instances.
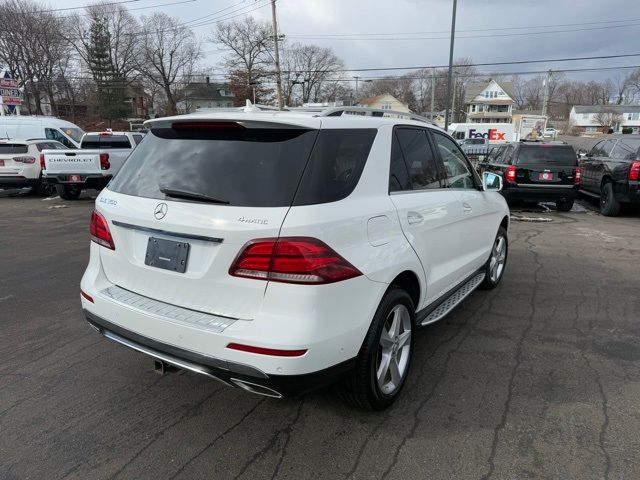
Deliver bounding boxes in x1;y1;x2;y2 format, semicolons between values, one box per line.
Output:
1;192;639;480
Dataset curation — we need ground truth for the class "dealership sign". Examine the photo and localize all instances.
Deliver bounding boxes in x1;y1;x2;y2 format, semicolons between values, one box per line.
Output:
0;78;22;106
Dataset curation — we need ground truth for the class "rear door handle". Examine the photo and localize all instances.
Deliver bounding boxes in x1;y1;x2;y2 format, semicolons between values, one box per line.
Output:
407;211;423;225
463;202;473;214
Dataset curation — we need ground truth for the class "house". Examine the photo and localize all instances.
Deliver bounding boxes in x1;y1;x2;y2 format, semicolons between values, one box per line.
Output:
179;78;236;113
569;105;640;134
357;94;410;112
464;79;515;124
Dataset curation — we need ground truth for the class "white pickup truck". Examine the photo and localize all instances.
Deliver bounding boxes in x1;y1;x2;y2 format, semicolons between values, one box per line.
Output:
42;131;144;200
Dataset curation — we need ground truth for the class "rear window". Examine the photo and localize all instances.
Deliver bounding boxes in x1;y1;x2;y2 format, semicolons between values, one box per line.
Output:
109;127;376;207
35;141;66;152
82;135;132;149
0;143;28;154
516;145;577;166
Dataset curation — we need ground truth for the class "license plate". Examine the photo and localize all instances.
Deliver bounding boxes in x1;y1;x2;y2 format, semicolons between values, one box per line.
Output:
67;174;82;182
145;237;190;273
0;160;4;166
538;172;554;181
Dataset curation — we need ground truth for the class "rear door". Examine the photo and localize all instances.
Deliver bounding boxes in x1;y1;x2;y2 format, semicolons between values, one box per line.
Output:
514;145;578;186
583;139;616;192
98;120;321;320
388;127;466;307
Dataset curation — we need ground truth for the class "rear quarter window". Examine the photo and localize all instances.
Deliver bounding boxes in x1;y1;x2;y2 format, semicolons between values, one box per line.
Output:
0;144;28;154
516;145;577;166
82;135;132;149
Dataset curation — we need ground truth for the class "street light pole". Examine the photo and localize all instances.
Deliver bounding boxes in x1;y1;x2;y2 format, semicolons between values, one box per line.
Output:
270;0;284;110
444;0;457;132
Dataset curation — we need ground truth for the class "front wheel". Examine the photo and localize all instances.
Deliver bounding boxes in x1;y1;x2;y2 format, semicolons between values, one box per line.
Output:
480;226;508;290
56;184;81;200
340;287;415;410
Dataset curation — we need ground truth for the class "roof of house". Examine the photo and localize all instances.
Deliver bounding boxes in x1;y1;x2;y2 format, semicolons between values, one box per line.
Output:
572;105;640;114
358;94;404;106
464;79;515;103
185;83;234;100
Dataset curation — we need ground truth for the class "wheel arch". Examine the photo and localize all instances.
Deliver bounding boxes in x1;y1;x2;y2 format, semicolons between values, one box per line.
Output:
389;270;421;311
500;215;509;232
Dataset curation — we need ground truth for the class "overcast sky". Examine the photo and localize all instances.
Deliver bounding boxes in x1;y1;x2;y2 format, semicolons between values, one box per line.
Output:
49;0;639;82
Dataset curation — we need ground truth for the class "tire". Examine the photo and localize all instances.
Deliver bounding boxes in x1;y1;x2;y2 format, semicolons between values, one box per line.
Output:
33;180;54;197
56;184;81;200
599;181;620;217
339;287;415;410
480;226;508;290
555;198;574;212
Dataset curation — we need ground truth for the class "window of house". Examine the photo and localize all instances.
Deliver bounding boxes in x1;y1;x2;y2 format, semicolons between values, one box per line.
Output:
581;113;589;120
627;113;640;121
381;102;392;110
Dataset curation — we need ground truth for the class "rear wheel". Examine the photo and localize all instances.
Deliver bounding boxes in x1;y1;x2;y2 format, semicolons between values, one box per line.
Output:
555;198;574;212
340;287;415;410
480;226;508;290
32;180;54;197
599;181;620;216
56;184;81;200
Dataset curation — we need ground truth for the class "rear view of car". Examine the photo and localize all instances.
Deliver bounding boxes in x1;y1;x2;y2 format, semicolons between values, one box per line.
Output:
501;142;580;211
0;139;66;196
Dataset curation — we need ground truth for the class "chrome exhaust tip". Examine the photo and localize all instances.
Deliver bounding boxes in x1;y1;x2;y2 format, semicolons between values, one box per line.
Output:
230;378;283;398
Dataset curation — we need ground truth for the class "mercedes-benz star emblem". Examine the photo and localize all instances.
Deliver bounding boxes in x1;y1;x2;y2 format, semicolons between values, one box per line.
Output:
154;203;168;220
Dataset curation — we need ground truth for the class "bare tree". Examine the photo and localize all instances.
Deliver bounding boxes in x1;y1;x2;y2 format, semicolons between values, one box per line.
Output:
510;75;528;110
137;12;201;115
594;108;622;132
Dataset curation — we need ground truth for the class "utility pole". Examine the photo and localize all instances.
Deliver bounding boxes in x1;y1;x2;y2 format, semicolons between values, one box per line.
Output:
541;69;551;117
270;0;284;110
451;72;457;123
443;0;457;131
354;76;360;99
430;68;435;121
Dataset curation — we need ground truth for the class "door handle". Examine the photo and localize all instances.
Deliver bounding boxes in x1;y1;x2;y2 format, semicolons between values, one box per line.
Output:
463;202;473;214
407;211;423;225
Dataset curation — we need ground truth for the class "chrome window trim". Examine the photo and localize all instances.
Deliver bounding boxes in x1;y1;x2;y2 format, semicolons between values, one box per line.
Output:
112;220;223;243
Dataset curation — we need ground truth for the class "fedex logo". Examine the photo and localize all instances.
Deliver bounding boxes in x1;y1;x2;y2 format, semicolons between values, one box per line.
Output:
469;128;506;141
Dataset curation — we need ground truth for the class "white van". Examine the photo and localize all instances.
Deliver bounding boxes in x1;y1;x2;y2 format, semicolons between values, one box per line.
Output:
0;116;85;149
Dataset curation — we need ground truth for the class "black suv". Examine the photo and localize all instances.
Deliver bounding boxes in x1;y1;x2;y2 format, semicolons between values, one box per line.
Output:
578;135;640;216
480;141;580;211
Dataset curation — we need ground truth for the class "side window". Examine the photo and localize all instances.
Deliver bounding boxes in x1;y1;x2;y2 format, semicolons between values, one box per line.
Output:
389;132;411;192
610;138;640;160
133;134;144;145
395;128;440;190
45;128;75;149
431;131;475;189
592;139;616;158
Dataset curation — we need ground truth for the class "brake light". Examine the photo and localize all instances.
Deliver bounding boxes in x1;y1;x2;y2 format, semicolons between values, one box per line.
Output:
80;290;94;303
629;161;640;181
40;154;45;170
99;153;110;170
226;343;307;357
229;237;362;284
574;166;582;185
505;165;517;183
12;156;36;164
171;121;244;130
90;210;115;250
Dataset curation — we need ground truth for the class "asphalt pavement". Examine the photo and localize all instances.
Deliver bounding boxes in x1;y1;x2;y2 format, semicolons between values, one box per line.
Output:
1;191;639;480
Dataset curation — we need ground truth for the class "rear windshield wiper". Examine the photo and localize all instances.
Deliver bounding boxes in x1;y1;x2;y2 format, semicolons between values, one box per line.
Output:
159;186;229;204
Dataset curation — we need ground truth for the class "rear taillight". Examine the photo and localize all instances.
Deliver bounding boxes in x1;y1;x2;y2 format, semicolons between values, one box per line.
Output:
40;154;45;170
226;343;307;357
229;237;362;284
629;161;640;181
12;156;36;164
574;166;582;185
90;210;115;250
99;153;110;170
80;290;94;303
505;165;517;183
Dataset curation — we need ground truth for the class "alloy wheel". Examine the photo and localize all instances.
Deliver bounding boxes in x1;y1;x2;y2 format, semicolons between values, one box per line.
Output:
489;235;506;283
376;304;412;395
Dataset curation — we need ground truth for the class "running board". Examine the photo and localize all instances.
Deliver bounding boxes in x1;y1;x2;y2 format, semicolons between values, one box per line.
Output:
419;272;485;326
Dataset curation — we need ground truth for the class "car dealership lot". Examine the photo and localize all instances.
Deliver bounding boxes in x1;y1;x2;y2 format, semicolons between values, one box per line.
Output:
1;193;640;480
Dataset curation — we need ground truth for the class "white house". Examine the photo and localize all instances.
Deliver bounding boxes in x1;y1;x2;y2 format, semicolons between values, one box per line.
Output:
357;94;410;112
464;79;515;124
569;105;640;134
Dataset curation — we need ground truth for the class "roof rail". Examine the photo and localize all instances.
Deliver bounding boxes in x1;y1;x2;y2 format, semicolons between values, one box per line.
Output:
314;106;436;125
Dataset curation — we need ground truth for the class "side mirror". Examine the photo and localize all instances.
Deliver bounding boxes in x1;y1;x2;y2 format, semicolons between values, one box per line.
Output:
482;171;502;192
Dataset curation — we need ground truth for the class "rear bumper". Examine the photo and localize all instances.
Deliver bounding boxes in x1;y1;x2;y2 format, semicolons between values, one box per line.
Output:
0;176;39;189
44;173;112;189
85;310;354;397
502;185;578;203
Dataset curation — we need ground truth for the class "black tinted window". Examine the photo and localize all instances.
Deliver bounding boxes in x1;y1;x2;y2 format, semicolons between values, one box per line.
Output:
0;144;28;154
432;131;475;189
591;139;616;158
82;135;131;149
293;129;376;205
516;145;578;166
109;127;319;207
133;134;144;145
395;128;440;190
45;128;75;149
389;132;411;192
610;138;640;160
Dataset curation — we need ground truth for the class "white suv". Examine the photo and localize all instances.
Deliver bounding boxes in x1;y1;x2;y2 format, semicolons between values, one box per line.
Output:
81;107;509;409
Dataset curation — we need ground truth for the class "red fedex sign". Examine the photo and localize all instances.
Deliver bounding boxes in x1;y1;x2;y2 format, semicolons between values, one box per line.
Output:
469;128;506;141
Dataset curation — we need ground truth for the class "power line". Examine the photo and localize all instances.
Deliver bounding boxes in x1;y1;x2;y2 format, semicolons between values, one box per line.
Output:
31;0;142;14
68;0;197;18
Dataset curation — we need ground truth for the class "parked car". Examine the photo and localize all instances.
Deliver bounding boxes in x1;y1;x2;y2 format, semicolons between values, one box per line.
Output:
579;135;640;216
80;108;509;410
42;131;144;200
479;141;580;211
544;128;558;139
0;116;84;149
0;138;67;195
458;137;490;157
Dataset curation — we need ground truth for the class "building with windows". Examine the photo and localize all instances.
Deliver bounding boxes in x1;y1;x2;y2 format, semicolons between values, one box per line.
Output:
464;79;515;124
568;105;640;134
179;78;236;113
357;94;410;112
